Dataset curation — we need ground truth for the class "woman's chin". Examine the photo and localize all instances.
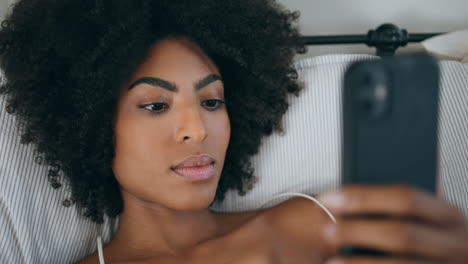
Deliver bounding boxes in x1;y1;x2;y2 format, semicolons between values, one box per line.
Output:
171;195;217;211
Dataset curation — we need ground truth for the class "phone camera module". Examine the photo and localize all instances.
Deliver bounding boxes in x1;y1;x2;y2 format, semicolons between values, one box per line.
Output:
357;67;392;120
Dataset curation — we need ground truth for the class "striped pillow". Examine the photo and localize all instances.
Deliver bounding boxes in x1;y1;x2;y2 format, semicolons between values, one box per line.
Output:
0;93;118;263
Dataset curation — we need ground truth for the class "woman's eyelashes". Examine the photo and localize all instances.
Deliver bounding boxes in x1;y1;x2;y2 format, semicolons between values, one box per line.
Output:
138;99;225;114
201;99;225;111
139;102;168;113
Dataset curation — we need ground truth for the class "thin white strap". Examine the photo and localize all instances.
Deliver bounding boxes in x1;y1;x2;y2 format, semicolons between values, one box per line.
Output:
257;192;337;223
97;235;105;264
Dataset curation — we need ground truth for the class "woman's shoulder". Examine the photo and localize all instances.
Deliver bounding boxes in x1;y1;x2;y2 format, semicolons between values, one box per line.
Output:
260;196;335;263
212;196;334;263
263;195;333;226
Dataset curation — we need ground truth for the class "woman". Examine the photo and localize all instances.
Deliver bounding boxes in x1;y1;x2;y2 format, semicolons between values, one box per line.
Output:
1;0;467;263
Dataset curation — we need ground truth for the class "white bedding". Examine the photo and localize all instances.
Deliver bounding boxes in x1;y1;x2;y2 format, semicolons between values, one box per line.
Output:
422;29;468;63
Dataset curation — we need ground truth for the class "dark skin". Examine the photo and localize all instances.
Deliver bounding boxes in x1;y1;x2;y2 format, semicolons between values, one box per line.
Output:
78;37;468;263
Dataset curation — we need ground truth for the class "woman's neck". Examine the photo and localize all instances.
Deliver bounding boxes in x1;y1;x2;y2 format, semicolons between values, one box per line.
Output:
106;190;223;259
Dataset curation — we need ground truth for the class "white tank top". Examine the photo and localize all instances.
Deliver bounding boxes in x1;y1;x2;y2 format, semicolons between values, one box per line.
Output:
96;192;336;264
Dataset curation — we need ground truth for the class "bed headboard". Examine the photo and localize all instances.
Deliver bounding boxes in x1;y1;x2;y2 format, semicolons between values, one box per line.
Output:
277;0;468;58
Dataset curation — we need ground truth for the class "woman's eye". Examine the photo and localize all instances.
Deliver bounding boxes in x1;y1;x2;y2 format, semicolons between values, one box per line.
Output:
202;99;225;110
139;102;168;113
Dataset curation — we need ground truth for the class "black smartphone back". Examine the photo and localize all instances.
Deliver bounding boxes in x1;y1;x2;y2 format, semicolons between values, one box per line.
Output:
342;54;440;195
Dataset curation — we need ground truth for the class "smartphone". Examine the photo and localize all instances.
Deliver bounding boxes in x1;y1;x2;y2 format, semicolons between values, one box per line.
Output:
340;54;440;257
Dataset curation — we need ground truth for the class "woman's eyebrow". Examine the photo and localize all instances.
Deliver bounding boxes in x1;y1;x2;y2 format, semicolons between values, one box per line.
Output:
127;74;222;92
128;77;177;92
194;74;222;91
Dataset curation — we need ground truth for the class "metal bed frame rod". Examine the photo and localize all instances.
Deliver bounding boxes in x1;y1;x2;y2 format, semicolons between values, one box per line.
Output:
301;23;444;57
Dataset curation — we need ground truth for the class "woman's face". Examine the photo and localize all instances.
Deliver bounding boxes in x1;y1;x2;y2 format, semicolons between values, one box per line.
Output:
112;38;230;210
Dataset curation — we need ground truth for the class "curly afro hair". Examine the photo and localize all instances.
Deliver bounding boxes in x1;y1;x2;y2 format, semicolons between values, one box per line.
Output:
0;0;305;223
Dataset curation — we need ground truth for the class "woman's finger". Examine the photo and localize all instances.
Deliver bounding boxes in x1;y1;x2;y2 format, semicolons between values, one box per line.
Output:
323;218;468;262
318;184;466;228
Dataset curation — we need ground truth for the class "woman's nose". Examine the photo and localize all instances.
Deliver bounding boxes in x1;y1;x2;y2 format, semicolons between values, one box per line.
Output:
174;107;208;143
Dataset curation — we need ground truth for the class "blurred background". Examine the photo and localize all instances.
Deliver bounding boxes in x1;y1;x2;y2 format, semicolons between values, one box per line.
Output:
1;0;467;58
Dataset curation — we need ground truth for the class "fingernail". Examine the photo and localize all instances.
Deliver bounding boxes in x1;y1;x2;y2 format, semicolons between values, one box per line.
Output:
322;224;336;241
318;192;346;209
325;258;343;264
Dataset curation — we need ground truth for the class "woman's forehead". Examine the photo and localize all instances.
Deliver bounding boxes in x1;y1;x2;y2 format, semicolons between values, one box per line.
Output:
125;37;220;87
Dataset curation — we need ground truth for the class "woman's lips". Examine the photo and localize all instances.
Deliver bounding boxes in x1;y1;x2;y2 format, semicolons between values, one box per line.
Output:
171;163;215;181
171;155;216;181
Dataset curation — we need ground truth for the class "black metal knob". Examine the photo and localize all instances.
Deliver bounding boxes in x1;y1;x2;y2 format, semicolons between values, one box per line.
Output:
367;23;409;57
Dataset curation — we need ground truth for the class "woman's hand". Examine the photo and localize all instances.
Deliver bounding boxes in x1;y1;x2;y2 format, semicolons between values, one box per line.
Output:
318;185;468;264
